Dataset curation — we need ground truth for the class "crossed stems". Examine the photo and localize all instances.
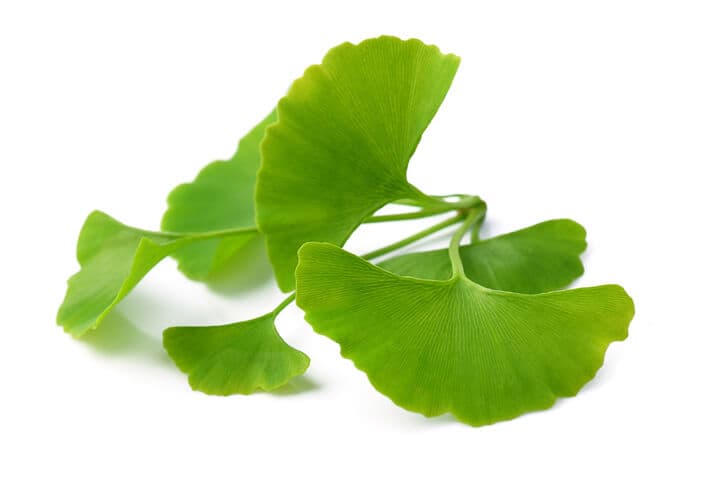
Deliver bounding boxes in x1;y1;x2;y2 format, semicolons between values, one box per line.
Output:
146;194;486;316
274;194;486;316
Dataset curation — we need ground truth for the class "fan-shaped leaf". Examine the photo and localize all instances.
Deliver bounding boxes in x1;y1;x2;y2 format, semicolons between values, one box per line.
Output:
163;314;309;395
257;36;460;291
162;110;276;281
379;219;586;293
57;211;254;337
296;242;634;426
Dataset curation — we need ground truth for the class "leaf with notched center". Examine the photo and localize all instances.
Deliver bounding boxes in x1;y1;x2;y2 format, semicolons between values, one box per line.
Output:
296;242;634;426
163;314;309;395
256;36;460;291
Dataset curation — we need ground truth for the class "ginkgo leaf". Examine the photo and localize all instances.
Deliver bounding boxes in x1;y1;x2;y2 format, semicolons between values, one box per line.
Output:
295;242;634;427
57;211;254;337
379;219;586;293
163;313;310;395
162;110;276;281
256;36;461;291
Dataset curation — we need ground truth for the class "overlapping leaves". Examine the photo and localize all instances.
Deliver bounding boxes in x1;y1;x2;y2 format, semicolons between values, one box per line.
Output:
58;109;278;338
162;110;276;280
256;35;461;291
57;35;633;425
57;210;253;337
379;219;587;293
57;113;310;394
296;242;633;426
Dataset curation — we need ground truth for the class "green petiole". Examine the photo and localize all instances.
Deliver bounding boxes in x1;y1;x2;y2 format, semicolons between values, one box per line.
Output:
134;224;258;240
138;195;485;241
361;214;465;261
59;36;633;426
271;210;472;318
449;206;487;278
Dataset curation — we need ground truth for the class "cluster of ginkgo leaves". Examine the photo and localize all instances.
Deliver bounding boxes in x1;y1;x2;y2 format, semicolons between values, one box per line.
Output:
57;36;634;427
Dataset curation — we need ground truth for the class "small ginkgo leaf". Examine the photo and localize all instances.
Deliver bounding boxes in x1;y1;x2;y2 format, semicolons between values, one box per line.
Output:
163;314;310;395
162;110;276;281
256;35;460;291
379;219;587;293
57;211;254;337
296;242;634;427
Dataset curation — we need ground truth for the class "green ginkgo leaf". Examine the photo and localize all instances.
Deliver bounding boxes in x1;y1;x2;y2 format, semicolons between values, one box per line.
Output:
256;36;461;291
379;219;586;293
57;211;254;337
163;313;310;395
162;110;276;281
295;242;634;426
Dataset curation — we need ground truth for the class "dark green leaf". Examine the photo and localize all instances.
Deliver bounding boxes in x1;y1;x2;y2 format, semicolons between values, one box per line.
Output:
379;219;586;293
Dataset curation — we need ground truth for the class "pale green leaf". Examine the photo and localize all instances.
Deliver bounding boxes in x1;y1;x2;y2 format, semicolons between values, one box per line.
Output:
256;36;460;291
162;110;276;281
296;242;634;426
379;219;586;293
57;211;254;337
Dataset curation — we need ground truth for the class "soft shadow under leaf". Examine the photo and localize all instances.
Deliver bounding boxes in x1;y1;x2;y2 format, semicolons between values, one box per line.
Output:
57;211;254;337
81;310;157;355
162;110;276;281
203;235;274;296
265;375;320;397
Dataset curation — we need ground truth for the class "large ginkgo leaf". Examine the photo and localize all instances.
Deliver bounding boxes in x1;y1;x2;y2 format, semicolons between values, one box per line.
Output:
163;313;309;395
296;242;634;426
57;211;254;337
162;110;276;281
256;36;460;291
379;219;586;293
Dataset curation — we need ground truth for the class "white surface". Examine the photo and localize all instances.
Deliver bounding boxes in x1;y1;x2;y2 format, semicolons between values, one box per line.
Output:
2;1;718;478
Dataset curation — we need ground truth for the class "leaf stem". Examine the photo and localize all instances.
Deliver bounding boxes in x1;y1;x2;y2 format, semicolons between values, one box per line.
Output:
152;194;484;319
469;204;487;243
362;214;464;261
470;221;481;243
363;206;459;223
372;194;485;224
145;194;484;241
414;194;484;211
272;293;297;316
275;214;466;318
449;206;487;278
271;202;481;318
139;225;259;240
392;198;426;207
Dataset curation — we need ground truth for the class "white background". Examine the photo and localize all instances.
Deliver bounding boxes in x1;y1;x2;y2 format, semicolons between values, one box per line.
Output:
2;1;718;478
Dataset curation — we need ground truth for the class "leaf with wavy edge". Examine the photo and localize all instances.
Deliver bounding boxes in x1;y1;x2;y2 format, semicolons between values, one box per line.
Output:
57;211;254;337
296;242;634;426
162;110;276;281
163;313;309;395
379;219;586;293
257;35;460;291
